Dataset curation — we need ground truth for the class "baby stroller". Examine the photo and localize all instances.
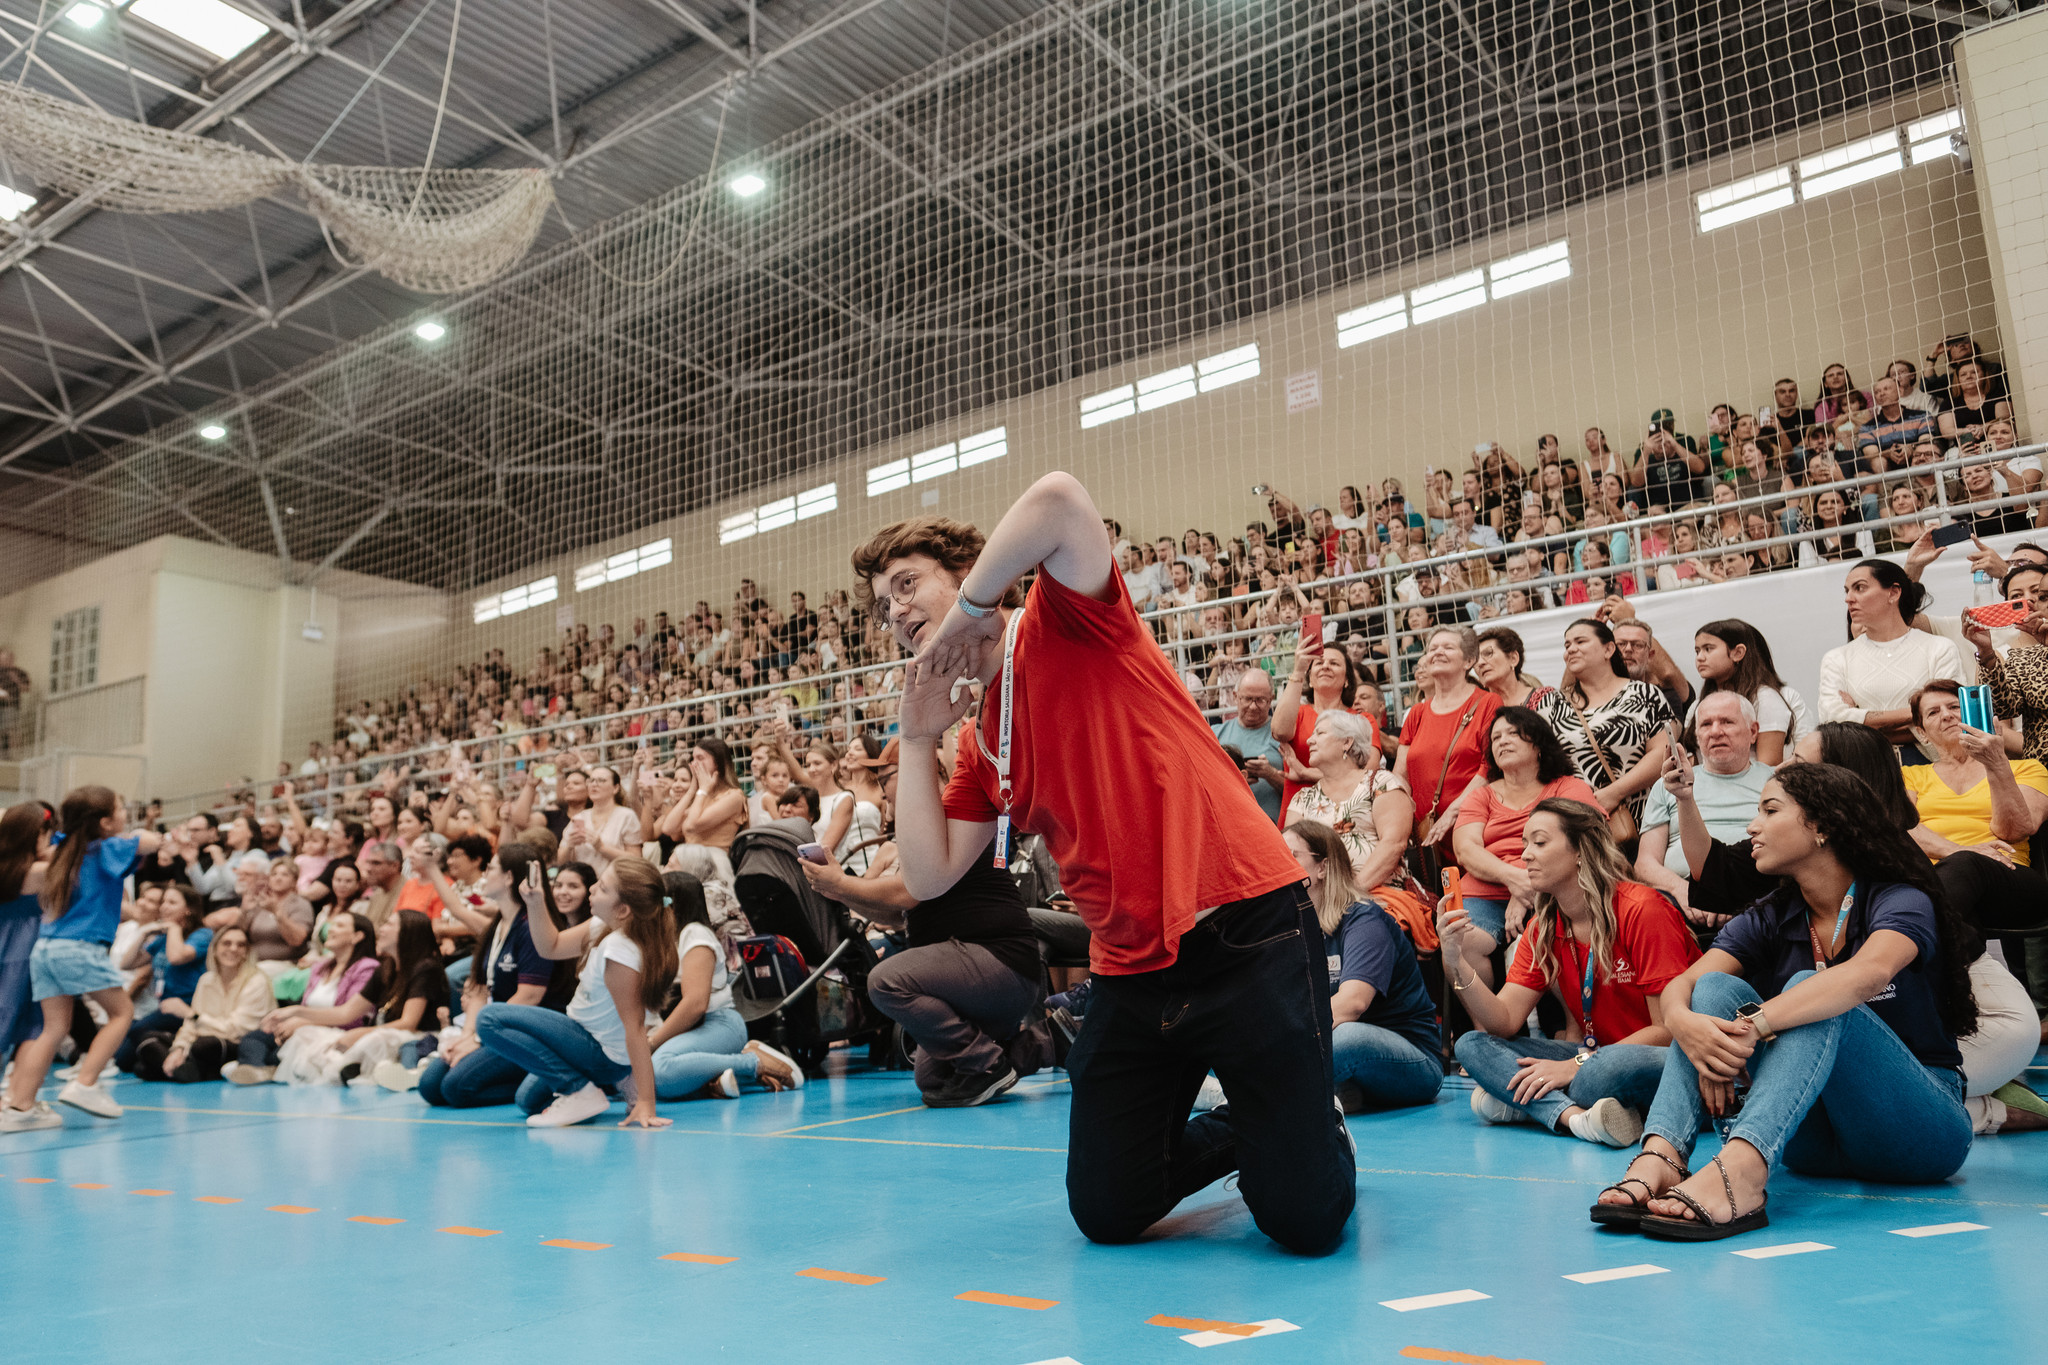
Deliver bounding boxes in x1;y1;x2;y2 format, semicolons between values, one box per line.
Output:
729;818;892;1075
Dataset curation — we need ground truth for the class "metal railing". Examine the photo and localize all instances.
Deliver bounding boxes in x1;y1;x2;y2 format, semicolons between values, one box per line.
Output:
157;442;2045;819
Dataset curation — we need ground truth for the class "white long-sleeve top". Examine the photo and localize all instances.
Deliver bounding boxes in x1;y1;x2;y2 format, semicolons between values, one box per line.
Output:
169;967;276;1051
1816;629;1966;757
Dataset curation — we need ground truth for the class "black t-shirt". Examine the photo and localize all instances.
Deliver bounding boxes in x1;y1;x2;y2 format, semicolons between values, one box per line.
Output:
908;841;1041;985
376;959;452;1029
1635;435;1708;507
786;609;820;646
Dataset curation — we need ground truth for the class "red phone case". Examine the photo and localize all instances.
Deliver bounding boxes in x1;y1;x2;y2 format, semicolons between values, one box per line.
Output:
1300;614;1324;654
1970;600;2032;630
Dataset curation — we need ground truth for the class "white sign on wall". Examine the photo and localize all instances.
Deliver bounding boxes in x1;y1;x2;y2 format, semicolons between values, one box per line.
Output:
1286;369;1322;413
556;604;575;632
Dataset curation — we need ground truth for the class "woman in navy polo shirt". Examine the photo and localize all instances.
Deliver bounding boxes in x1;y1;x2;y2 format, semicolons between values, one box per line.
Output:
1284;821;1441;1112
1595;762;1978;1240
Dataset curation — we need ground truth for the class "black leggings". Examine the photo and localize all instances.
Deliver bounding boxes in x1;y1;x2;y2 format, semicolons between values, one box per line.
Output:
129;1034;233;1083
1934;850;2048;936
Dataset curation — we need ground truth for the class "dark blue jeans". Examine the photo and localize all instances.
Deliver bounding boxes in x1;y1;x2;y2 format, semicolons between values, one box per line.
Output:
114;1009;186;1072
1064;883;1356;1255
418;1045;530;1108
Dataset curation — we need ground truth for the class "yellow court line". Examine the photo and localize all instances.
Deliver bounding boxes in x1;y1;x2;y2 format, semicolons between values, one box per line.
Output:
772;1104;929;1133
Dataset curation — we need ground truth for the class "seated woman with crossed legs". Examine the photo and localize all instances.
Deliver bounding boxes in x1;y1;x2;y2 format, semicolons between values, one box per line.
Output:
1443;799;1700;1148
1594;763;1978;1240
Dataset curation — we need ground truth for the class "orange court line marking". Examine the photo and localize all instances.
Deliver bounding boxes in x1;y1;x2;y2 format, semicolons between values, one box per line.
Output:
660;1252;739;1265
1401;1349;1546;1365
798;1267;886;1286
266;1205;318;1215
70;1183;109;1190
347;1216;406;1226
957;1291;1059;1311
441;1226;502;1237
17;1177;54;1184
129;1189;173;1197
542;1239;612;1251
1148;1315;1261;1337
193;1196;241;1204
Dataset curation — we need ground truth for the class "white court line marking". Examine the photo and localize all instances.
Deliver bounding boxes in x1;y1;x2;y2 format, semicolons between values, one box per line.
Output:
1563;1264;1670;1284
1731;1241;1834;1259
1178;1320;1301;1348
1021;1358;1084;1365
1379;1289;1490;1312
1890;1221;1989;1238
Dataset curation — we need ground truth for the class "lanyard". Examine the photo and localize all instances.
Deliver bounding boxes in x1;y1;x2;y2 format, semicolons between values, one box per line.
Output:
1808;882;1858;970
975;608;1026;869
1563;922;1599;1050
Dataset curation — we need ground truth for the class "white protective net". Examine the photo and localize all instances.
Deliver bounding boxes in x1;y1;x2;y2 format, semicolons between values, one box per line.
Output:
0;0;2039;819
0;83;554;292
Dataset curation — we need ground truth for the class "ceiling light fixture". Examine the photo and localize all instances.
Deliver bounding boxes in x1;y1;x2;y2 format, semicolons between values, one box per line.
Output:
199;423;227;440
65;3;104;29
415;321;446;342
729;173;767;198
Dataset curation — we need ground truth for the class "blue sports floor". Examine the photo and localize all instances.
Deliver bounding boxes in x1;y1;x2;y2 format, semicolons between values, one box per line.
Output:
5;1058;2046;1364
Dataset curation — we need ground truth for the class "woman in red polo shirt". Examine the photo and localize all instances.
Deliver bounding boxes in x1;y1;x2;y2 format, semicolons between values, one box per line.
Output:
859;471;1355;1257
1440;798;1699;1148
1395;626;1499;843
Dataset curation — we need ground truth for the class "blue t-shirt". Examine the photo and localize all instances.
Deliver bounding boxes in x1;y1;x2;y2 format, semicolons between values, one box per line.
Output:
1327;901;1439;1058
42;834;141;944
483;913;573;1010
149;927;212;1003
1711;882;1959;1070
1214;718;1286;822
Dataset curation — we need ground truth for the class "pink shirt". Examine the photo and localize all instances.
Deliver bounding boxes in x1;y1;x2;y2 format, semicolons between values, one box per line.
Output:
1455;775;1604;900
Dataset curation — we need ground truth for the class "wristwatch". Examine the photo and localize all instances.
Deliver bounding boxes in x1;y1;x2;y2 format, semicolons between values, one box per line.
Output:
1572;1050;1593;1068
956;587;998;618
1735;1001;1776;1041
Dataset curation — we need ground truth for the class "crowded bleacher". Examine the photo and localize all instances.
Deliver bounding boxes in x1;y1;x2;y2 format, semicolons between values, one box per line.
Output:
6;328;2048;1239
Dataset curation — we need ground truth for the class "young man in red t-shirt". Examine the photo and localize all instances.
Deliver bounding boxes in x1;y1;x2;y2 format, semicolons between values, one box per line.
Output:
853;471;1356;1254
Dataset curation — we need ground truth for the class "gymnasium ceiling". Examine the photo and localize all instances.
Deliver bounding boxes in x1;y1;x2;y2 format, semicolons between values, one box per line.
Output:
0;0;1996;592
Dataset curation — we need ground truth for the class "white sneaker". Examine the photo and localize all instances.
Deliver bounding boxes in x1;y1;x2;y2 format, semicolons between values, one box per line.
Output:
0;1102;63;1133
1470;1087;1522;1125
56;1079;122;1119
53;1065;78;1082
706;1069;741;1100
1572;1097;1645;1148
744;1040;805;1090
371;1060;421;1093
224;1064;276;1086
525;1082;611;1128
1192;1075;1227;1112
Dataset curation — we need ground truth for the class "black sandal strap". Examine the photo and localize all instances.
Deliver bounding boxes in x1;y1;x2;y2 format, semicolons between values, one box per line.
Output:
1601;1176;1654;1204
1659;1185;1718;1227
1636;1146;1689;1182
1711;1154;1738;1219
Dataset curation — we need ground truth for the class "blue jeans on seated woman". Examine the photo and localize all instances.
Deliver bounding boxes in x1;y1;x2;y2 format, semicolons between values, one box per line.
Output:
475;1003;628;1115
1463;897;1510;944
1643;970;1971;1181
1331;1021;1443;1111
1455;1031;1668;1131
650;1007;753;1099
418;1046;529;1108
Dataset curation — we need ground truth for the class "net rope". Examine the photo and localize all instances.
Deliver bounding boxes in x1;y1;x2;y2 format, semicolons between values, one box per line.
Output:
0;83;553;293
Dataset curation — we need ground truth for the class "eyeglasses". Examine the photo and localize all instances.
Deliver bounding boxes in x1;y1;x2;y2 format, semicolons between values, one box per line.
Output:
871;571;921;624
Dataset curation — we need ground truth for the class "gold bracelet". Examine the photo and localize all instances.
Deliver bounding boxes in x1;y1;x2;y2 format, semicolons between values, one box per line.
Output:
1452;965;1476;991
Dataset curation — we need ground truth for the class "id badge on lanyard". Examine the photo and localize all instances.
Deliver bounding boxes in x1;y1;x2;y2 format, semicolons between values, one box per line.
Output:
985;608;1025;870
1809;882;1858;970
1578;941;1599;1051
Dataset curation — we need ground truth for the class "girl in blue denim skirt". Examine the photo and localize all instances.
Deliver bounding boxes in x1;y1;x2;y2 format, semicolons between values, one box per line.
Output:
0;786;162;1131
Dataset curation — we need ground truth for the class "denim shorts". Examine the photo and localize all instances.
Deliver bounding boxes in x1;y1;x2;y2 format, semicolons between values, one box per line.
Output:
29;936;125;1001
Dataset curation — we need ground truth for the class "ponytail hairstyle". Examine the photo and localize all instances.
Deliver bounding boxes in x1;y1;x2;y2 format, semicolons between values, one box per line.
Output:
0;800;52;901
1524;798;1634;986
468;840;576;999
40;785;120;920
328;909;379;974
661;870;711;930
607;856;680;1012
1848;558;1929;630
1283;819;1357;935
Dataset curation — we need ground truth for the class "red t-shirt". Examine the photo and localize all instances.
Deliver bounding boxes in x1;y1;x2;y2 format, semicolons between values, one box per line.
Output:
1453;775;1604;900
1278;703;1383;824
1398;689;1501;822
1506;882;1701;1044
943;571;1303;974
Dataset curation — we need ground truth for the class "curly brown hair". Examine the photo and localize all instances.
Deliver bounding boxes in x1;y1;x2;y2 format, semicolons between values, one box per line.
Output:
850;517;1026;625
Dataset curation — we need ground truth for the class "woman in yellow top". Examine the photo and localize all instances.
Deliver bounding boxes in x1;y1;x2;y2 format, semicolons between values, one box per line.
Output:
1902;682;2048;942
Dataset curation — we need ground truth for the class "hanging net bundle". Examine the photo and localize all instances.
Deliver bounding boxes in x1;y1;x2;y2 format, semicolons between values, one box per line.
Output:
0;85;553;293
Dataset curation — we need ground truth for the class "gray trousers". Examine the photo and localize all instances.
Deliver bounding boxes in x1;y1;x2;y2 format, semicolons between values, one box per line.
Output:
868;939;1040;1088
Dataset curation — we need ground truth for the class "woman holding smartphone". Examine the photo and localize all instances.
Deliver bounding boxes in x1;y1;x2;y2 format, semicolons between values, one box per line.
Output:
1273;636;1375;820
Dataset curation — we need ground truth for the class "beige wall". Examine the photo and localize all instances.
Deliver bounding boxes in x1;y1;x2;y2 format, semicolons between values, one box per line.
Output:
1958;9;2048;435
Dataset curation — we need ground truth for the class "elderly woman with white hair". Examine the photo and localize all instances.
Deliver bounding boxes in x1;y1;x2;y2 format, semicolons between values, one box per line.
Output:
1285;709;1437;950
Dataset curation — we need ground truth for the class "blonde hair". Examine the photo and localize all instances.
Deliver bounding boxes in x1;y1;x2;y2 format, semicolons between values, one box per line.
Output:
1284;819;1357;935
204;924;266;1002
1523;798;1633;986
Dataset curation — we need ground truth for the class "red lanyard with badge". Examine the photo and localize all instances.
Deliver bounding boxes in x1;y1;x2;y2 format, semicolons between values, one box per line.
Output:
974;608;1025;869
1562;921;1600;1050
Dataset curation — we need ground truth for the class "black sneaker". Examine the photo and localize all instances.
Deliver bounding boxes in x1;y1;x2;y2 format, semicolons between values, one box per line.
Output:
1049;979;1094;1042
922;1064;1020;1108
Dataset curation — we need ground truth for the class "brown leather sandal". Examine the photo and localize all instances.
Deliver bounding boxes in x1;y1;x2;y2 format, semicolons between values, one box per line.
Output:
1589;1146;1689;1229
